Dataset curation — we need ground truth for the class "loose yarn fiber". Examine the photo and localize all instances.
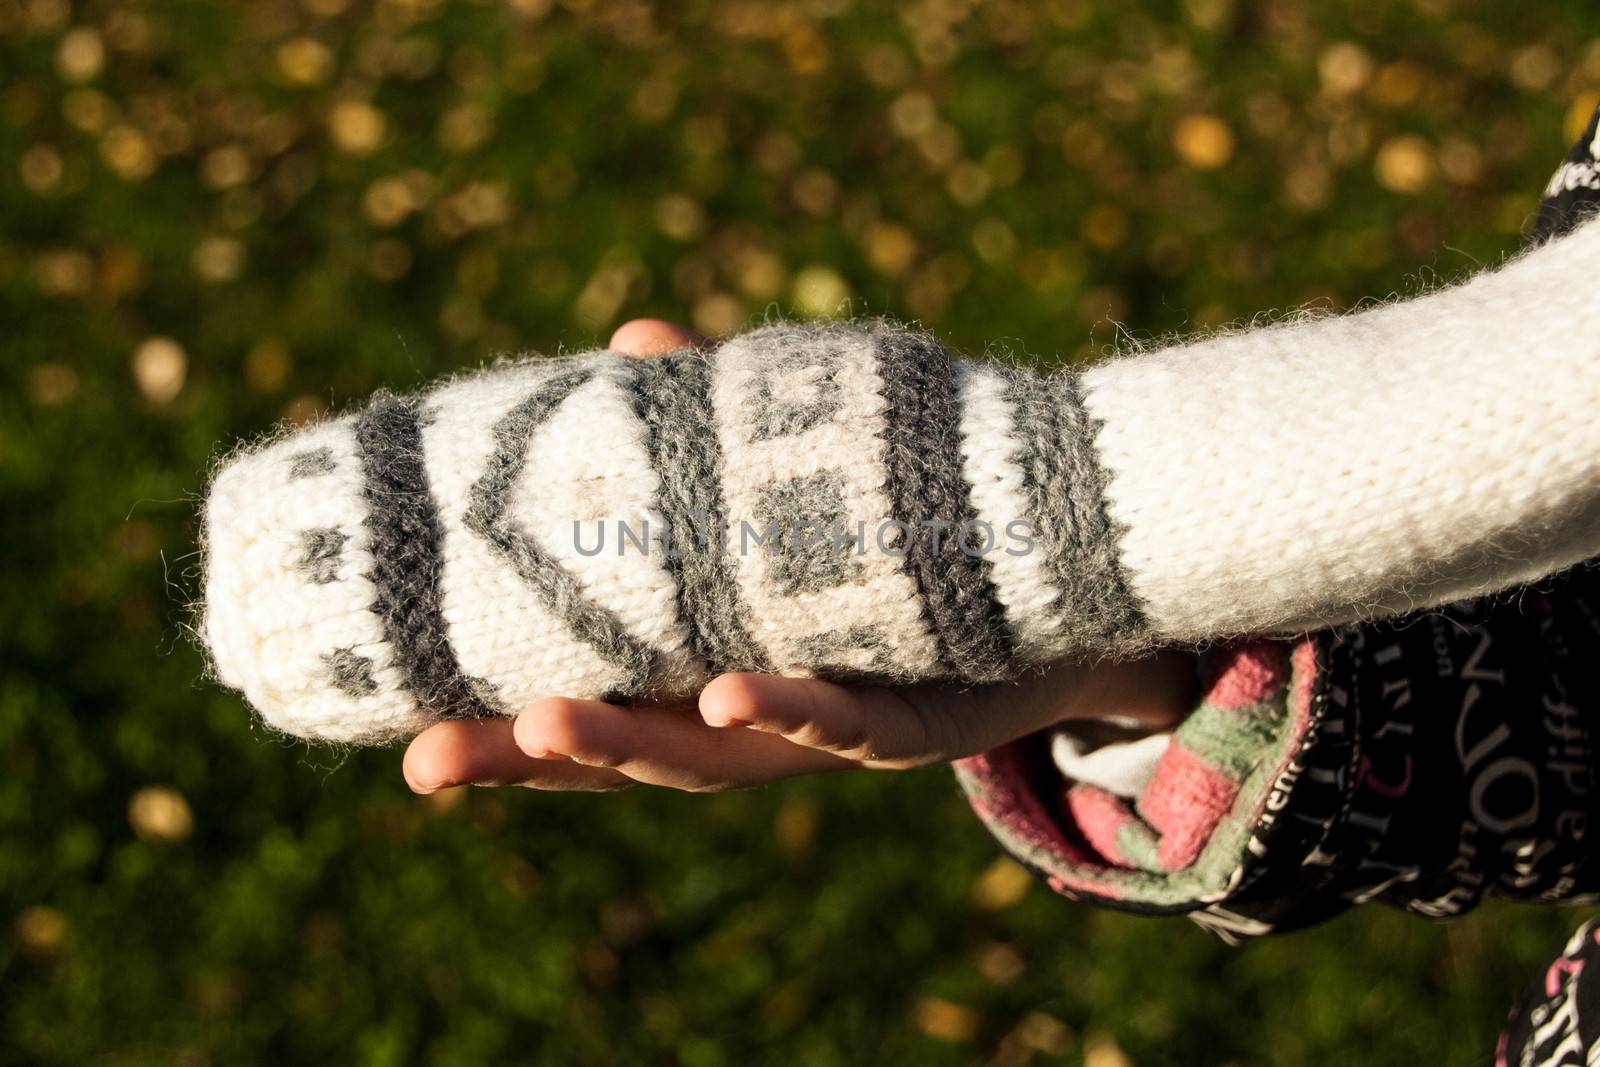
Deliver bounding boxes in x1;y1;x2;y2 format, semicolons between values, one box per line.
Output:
203;218;1600;743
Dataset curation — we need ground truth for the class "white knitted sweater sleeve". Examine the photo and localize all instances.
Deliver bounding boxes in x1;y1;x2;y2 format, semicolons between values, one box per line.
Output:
1084;214;1600;641
201;216;1600;743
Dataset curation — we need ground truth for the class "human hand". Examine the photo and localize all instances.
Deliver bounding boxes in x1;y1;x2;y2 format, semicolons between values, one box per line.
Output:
402;319;1196;795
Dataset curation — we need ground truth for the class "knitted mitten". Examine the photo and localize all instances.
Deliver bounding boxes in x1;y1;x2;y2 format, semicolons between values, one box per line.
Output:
203;218;1600;743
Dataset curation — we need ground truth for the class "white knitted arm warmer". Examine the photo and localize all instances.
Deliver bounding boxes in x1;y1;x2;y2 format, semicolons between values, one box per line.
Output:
202;217;1600;743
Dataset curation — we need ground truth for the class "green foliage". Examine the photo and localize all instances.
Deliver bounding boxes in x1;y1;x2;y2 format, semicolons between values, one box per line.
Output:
2;1;1598;1063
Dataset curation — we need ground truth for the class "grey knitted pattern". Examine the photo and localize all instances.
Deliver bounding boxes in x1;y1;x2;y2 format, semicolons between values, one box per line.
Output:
793;625;898;685
463;365;658;697
1005;369;1149;652
203;321;1141;743
875;326;1017;683
323;647;378;697
353;394;498;720
296;528;349;585
752;470;861;595
629;352;773;676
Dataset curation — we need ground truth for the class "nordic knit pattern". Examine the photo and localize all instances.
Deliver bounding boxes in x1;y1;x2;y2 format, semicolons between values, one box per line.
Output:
204;216;1600;743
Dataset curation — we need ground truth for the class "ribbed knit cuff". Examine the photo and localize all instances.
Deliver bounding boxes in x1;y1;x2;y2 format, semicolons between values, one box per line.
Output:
953;639;1321;922
961;568;1600;941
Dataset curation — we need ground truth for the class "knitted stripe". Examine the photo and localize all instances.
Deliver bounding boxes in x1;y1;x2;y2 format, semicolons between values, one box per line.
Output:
463;364;658;696
1006;370;1148;652
955;739;1120;900
1137;743;1240;870
630;352;772;676
1173;700;1284;779
1065;784;1137;866
1203;643;1288;709
955;362;1072;662
875;328;1015;683
1115;817;1162;872
354;394;496;718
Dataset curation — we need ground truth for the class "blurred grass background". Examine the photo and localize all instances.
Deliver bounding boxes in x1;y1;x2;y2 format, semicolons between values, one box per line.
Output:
3;0;1599;1063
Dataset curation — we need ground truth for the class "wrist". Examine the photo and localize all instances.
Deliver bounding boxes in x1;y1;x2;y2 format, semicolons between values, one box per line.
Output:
1058;649;1201;733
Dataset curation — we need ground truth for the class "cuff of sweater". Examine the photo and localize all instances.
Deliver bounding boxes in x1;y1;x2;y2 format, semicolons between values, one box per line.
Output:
953;638;1326;920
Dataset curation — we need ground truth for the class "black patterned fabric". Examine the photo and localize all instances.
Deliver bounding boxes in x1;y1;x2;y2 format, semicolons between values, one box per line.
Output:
1502;918;1600;1067
1534;103;1600;245
1215;565;1600;934
1208;106;1600;1057
1496;102;1600;1067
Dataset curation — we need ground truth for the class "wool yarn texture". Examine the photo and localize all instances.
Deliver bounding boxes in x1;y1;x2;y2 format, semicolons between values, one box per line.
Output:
203;217;1600;743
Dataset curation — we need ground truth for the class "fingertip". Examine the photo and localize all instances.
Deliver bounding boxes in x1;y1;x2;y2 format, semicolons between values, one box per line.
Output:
512;697;574;758
608;318;706;358
402;720;471;794
401;752;440;795
698;673;771;727
699;673;866;753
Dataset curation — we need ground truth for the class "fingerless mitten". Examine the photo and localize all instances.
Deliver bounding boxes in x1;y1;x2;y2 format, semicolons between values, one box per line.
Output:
203;217;1600;744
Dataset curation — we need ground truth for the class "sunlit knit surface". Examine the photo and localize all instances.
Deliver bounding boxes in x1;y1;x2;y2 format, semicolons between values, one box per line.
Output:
203;217;1600;742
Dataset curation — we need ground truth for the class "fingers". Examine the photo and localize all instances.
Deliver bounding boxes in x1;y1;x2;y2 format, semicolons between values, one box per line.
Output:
608;319;708;358
700;674;963;768
403;717;634;794
402;653;1195;796
698;654;1196;770
513;696;852;791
